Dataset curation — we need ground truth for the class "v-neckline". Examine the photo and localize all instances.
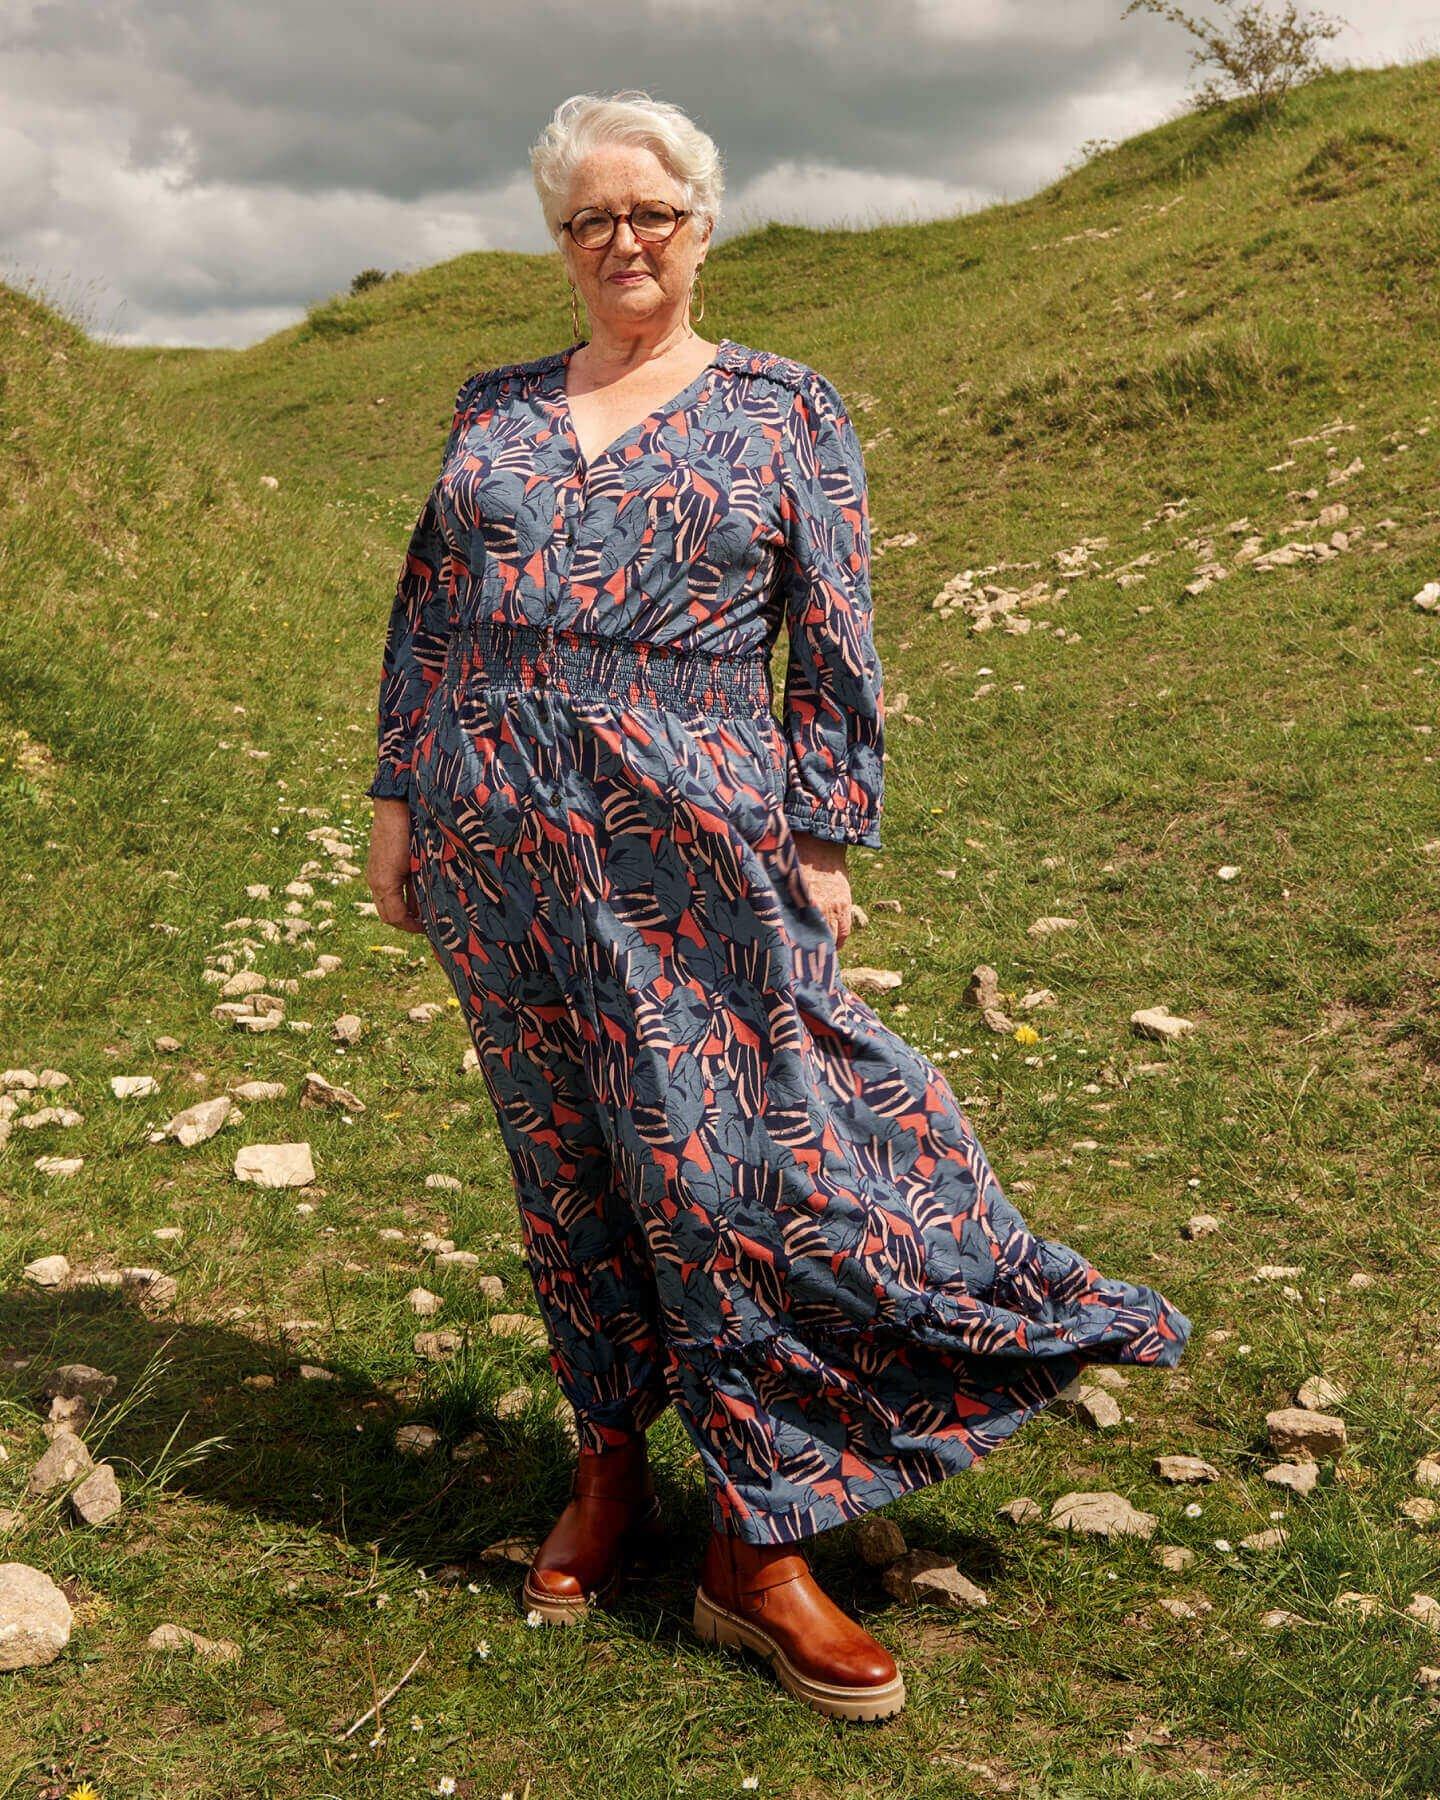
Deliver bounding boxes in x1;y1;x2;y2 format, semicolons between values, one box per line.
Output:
554;337;731;476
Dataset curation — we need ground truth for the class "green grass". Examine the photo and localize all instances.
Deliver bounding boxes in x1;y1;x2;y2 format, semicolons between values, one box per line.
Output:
2;55;1439;1798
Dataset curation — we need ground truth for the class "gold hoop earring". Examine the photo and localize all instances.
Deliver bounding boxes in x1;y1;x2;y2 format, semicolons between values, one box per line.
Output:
691;266;706;323
569;281;582;340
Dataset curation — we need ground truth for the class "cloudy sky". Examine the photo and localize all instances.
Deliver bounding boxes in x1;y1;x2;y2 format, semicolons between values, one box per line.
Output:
2;0;1435;348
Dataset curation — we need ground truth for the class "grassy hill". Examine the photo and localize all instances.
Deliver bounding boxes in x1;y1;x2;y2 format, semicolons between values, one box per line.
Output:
1;56;1437;1798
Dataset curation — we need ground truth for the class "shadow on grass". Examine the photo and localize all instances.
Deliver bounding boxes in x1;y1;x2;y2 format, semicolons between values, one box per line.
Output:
0;1285;921;1645
0;1285;988;1639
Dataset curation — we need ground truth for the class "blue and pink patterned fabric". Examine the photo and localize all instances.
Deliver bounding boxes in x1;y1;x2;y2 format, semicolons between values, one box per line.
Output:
368;337;1193;1545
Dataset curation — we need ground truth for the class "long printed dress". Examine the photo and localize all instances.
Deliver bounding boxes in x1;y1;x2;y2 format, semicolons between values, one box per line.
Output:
367;336;1193;1547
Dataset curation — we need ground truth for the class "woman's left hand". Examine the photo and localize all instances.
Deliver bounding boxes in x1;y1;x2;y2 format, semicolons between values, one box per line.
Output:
794;834;853;949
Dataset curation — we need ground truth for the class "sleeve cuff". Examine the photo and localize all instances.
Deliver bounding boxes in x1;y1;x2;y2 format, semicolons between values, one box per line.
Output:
783;793;883;850
367;767;414;802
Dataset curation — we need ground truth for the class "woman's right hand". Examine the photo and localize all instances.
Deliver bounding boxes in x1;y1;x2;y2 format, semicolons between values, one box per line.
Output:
367;798;426;934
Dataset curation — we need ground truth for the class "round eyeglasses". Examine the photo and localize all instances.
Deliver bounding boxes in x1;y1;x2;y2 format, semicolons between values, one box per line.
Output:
560;201;691;251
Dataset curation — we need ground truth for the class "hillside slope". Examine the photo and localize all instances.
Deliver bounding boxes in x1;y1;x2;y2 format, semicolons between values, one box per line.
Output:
1;58;1437;1798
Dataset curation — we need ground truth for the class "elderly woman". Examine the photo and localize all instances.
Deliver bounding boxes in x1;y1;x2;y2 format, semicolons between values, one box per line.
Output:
365;89;1192;1722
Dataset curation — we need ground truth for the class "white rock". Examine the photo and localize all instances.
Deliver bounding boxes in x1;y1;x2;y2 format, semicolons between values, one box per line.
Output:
1407;1593;1440;1630
120;1268;178;1307
146;1622;241;1661
1182;1214;1221;1240
1239;1527;1288;1553
1130;1006;1195;1043
33;1156;84;1177
158;1095;238;1147
1265;1461;1320;1494
233;1142;315;1188
70;1464;122;1527
22;1255;70;1289
1153;1454;1220;1484
1296;1375;1347;1411
0;1563;73;1669
1413;581;1440;614
330;1014;364;1045
220;971;268;997
1266;1407;1346;1458
1414;1457;1440;1489
227;1081;286;1102
996;1496;1044;1526
1216;865;1240;881
17;1106;83;1129
394;1424;441;1457
843;966;903;995
300;1071;365;1112
1049;1490;1157;1539
26;1431;93;1497
110;1074;158;1099
1056;1378;1122;1428
406;1288;443;1317
424;1173;463;1192
1026;916;1080;939
409;1003;445;1023
41;1365;116;1404
880;1548;986;1606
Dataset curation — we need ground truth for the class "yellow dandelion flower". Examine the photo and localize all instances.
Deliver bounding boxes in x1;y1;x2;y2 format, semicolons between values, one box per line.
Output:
67;1785;102;1800
1013;1024;1040;1046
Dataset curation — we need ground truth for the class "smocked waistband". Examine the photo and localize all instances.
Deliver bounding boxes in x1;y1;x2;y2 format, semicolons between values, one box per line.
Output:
444;620;775;719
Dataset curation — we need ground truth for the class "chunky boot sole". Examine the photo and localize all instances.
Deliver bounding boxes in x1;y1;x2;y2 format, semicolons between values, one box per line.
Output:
691;1585;906;1721
520;1492;662;1626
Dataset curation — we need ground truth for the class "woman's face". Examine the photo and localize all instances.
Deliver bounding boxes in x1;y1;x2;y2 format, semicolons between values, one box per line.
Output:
559;143;711;339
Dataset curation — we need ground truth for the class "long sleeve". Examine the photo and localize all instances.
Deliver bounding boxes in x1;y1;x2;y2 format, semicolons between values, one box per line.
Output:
366;375;475;802
774;368;885;850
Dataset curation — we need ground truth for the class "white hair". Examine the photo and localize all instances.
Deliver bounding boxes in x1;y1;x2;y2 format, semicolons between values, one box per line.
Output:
530;89;724;242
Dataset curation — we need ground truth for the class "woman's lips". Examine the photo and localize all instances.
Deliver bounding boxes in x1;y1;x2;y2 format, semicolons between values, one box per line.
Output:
609;272;649;283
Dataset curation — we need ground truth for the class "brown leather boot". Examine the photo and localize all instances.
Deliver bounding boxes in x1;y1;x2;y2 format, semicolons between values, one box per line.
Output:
521;1435;660;1625
692;1527;906;1720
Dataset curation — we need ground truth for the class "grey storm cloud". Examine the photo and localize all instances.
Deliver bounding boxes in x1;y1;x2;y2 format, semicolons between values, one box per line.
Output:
0;0;1430;346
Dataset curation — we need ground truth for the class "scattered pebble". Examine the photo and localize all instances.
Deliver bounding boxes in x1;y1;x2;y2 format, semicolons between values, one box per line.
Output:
1266;1407;1346;1459
147;1622;241;1662
1049;1490;1157;1540
69;1464;122;1527
21;1255;70;1289
854;1516;907;1567
1153;1454;1220;1484
0;1563;73;1669
233;1142;316;1188
1130;1006;1195;1043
